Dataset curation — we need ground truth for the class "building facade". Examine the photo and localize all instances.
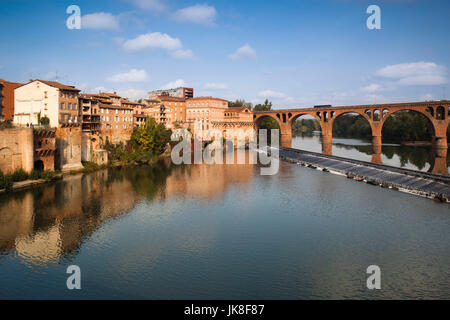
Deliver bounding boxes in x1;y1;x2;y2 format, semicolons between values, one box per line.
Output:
79;94;102;134
14;80;80;128
0;79;24;121
186;97;255;141
148;87;193;100
97;92;135;144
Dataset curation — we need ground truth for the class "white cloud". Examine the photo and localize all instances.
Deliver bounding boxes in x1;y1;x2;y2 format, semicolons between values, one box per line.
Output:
172;4;217;26
117;88;148;100
258;90;286;98
160;79;186;90
169;49;195;60
107;69;149;82
229;44;256;61
81;12;120;30
204;82;228;90
361;83;383;92
125;0;167;11
376;62;447;86
122;32;194;59
123;32;182;52
398;74;447;86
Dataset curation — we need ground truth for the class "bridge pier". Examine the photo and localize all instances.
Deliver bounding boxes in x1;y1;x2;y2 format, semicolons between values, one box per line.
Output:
432;136;447;154
280;122;292;148
429;147;448;175
321;134;332;155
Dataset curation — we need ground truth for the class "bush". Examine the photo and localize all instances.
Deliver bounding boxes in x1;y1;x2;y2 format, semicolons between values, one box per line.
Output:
0;171;13;191
29;169;55;181
11;168;29;182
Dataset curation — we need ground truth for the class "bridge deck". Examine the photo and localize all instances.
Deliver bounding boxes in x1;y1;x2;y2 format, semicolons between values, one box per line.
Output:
253;100;449;114
279;147;450;202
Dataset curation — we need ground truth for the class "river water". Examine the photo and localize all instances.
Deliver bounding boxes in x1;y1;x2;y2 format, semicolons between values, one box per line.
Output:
0;155;449;299
292;135;450;174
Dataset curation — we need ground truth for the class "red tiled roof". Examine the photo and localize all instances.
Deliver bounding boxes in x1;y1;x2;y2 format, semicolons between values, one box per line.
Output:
187;96;229;102
34;80;80;92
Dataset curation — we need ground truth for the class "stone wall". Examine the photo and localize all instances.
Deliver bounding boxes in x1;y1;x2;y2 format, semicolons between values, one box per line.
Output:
81;132;108;165
55;125;83;172
0;127;34;173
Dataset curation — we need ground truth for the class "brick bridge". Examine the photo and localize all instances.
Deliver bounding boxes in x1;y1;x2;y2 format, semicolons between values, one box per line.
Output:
253;101;450;175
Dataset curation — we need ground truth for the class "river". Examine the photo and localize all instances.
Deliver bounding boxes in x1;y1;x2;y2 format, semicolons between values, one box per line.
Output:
292;134;450;174
0;156;449;299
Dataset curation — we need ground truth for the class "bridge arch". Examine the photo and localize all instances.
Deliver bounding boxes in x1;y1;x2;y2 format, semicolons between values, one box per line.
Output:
381;109;436;147
254;114;281;130
330;110;373;136
380;107;436;128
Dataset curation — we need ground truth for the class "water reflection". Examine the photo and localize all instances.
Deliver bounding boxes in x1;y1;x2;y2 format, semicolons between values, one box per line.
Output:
0;159;256;266
292;135;449;175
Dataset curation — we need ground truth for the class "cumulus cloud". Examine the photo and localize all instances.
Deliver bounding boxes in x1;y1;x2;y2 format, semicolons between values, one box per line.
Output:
361;83;383;92
121;32;194;59
169;49;195;60
81;12;120;30
125;0;167;11
204;82;228;90
229;44;256;61
107;69;149;82
172;4;217;26
123;32;182;51
160;79;186;89
258;90;286;98
376;62;447;86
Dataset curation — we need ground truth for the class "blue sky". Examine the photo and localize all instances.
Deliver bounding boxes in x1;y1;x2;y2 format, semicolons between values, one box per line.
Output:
0;0;449;108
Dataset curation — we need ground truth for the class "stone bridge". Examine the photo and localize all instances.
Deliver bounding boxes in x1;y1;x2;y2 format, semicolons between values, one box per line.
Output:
253;101;450;175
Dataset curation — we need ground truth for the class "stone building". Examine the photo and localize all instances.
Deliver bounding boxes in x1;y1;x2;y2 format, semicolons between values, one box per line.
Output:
33;128;56;171
0;127;34;173
14;80;80;128
55;125;83;172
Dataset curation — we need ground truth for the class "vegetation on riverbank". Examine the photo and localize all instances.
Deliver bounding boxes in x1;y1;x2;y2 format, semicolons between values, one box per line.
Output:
102;117;172;165
0;168;59;191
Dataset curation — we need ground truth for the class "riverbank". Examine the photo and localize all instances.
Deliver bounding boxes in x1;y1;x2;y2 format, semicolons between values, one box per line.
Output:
0;150;173;195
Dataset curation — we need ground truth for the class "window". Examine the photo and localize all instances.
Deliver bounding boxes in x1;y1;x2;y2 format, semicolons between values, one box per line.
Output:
61;103;64;109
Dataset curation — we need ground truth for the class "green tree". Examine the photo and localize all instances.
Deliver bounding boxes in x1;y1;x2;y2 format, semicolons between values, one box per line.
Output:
229;99;253;109
254;99;273;111
130;117;172;158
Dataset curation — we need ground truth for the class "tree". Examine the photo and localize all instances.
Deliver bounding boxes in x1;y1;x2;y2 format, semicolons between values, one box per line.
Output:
254;99;272;111
229;99;253;109
130;117;172;158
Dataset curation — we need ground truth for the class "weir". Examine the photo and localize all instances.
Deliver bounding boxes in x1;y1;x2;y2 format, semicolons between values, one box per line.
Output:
279;147;450;202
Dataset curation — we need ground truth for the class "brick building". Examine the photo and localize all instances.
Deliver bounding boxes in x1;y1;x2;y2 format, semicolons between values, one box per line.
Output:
79;94;102;134
0;79;24;121
148;87;193;100
97;92;135;144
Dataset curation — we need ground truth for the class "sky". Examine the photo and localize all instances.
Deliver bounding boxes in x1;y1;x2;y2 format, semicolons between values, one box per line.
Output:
0;0;449;109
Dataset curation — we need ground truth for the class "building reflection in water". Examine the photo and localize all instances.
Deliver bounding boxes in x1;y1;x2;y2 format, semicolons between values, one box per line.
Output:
0;155;255;266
